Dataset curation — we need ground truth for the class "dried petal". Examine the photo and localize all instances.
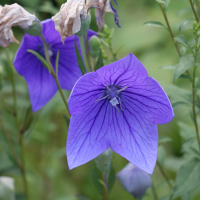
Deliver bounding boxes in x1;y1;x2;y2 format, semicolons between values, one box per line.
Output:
86;0;120;30
0;3;35;47
52;0;87;43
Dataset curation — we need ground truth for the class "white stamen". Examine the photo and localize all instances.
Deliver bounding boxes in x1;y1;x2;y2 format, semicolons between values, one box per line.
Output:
117;86;128;93
96;95;108;102
110;97;119;106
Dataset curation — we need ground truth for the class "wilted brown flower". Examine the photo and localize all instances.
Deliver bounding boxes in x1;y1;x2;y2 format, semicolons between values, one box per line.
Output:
52;0;87;43
0;3;36;47
86;0;120;30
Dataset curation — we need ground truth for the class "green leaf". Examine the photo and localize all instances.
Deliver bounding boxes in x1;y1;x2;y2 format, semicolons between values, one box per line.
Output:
172;101;191;109
159;136;172;144
170;158;200;199
95;148;112;173
196;51;200;63
157;146;166;167
92;167;102;195
173;55;194;82
22;105;33;135
174;35;194;54
27;50;49;71
178;122;196;140
63;115;70;127
56;51;59;76
179;18;194;31
108;166;116;193
160;65;175;70
178;74;192;80
143;21;167;29
96;49;104;70
75;37;86;75
160;82;192;104
156;0;166;3
181;138;196;152
164;0;171;11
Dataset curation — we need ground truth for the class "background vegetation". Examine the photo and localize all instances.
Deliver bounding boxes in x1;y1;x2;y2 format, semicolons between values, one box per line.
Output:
0;0;198;199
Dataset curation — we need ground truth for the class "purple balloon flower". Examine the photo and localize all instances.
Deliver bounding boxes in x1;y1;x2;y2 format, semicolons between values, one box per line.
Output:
14;19;96;112
67;53;174;174
117;163;152;198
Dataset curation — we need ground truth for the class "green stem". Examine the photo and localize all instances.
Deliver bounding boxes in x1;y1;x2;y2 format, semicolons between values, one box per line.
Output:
40;34;70;119
79;36;91;72
158;2;191;77
101;172;109;200
192;37;200;152
5;49;30;200
189;0;199;22
158;3;181;57
84;33;93;71
0;117;22;170
19;133;30;200
151;181;159;200
109;45;117;62
157;161;173;189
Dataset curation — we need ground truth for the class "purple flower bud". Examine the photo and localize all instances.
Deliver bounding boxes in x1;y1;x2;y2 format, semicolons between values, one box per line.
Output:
117;163;152;199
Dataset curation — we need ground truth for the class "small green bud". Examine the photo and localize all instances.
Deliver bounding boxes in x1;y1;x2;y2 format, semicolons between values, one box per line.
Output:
89;35;101;58
193;21;198;27
195;26;199;31
24;18;43;36
75;13;91;37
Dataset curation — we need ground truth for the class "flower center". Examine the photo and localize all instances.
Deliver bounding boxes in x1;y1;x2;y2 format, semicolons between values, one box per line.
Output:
105;85;121;100
37;43;53;58
96;85;128;111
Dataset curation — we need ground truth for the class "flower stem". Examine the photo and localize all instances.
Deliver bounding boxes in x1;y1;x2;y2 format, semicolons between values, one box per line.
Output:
84;33;94;71
151;181;159;200
0;117;22;170
109;46;117;62
79;36;91;72
157;161;173;189
192;37;200;152
189;0;199;22
158;3;181;57
158;2;191;77
101;172;109;200
19;132;30;200
40;34;70;119
5;49;30;200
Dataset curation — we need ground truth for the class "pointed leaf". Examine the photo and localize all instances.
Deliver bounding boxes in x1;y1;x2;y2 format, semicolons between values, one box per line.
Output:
164;0;171;11
27;50;49;71
173;55;194;82
174;35;194;54
170;158;200;199
143;21;167;29
179;18;194;31
172;101;191;109
75;37;86;75
178;74;192;80
56;51;59;76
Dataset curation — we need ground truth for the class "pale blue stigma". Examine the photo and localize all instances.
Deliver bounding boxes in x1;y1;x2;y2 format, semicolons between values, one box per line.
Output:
110;97;119;106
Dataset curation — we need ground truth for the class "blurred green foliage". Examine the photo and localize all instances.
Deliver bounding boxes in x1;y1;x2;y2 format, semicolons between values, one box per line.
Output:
1;0;200;200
